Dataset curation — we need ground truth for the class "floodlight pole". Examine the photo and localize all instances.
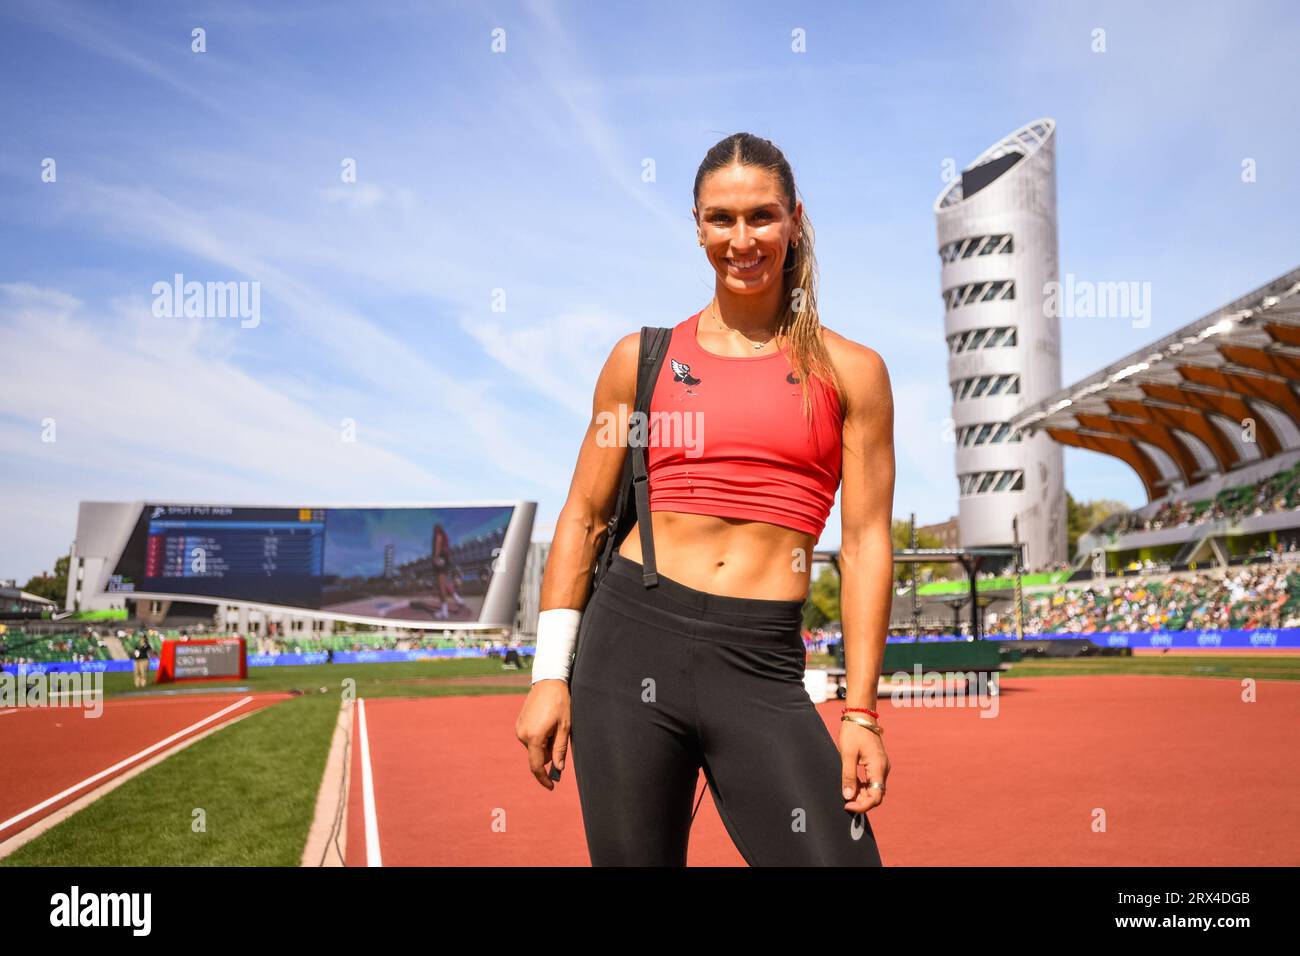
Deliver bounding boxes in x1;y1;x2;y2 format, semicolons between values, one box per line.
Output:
944;597;965;634
1012;516;1025;641
909;513;920;642
960;552;982;640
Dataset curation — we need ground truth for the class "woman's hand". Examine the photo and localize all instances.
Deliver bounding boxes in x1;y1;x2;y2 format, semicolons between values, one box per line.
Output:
515;680;572;791
839;721;889;812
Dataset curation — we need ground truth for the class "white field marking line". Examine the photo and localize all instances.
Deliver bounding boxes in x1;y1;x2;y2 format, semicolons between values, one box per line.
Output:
0;695;256;837
0;709;16;716
0;709;259;862
357;698;382;867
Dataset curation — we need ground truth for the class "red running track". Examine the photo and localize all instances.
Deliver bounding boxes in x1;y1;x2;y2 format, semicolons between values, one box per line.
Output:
347;676;1300;866
0;692;290;845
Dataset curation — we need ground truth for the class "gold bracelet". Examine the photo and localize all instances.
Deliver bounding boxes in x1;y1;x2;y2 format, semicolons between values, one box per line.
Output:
840;714;884;736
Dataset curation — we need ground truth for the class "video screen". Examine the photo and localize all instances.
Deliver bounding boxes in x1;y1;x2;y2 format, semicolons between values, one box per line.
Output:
110;503;515;622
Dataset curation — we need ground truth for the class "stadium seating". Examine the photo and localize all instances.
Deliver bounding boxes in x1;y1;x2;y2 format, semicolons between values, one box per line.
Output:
1107;461;1300;536
0;631;114;665
262;632;465;654
987;562;1300;635
0;628;473;664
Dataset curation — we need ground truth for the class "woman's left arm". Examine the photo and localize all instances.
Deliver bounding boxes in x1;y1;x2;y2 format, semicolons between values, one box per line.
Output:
834;340;895;812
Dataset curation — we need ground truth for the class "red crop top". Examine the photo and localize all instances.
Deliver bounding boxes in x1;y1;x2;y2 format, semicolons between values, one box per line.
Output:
644;309;844;538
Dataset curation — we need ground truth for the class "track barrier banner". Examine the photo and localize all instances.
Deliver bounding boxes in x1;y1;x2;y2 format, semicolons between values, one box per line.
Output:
11;627;1295;677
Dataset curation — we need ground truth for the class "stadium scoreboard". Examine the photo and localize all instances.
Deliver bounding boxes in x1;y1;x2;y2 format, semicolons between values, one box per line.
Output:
104;502;522;625
143;506;325;579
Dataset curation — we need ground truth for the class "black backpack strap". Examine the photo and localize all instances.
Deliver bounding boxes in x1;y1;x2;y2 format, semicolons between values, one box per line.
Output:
630;326;672;587
591;325;672;592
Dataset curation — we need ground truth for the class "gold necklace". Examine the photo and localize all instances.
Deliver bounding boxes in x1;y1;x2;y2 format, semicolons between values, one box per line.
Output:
707;302;775;350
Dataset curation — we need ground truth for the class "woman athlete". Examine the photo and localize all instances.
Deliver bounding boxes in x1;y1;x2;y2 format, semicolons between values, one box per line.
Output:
431;523;466;620
515;132;895;866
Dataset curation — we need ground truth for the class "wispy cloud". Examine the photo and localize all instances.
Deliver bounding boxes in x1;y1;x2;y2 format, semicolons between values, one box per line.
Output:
460;305;630;416
6;0;246;121
0;284;453;559
514;0;684;233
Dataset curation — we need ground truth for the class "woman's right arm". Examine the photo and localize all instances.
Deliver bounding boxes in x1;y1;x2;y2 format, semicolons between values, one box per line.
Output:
538;330;641;612
515;330;639;790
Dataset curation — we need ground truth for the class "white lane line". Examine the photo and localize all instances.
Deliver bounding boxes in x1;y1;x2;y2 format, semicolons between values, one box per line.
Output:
357;698;382;867
0;709;259;863
0;695;256;837
0;709;16;717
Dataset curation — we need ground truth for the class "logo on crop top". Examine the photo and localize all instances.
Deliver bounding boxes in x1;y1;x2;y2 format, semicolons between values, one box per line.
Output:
787;371;799;385
669;358;702;398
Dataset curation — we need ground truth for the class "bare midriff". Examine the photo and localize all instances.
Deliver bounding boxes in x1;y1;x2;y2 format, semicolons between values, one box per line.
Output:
616;510;815;602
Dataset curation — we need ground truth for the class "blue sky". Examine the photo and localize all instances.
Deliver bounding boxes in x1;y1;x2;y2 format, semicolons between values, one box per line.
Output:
1;0;1297;581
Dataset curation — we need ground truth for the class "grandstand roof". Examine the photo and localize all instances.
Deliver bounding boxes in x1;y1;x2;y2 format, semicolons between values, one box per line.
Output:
0;586;57;607
1012;266;1300;501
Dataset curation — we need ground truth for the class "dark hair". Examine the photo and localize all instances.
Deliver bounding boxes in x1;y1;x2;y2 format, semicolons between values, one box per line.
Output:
693;132;846;421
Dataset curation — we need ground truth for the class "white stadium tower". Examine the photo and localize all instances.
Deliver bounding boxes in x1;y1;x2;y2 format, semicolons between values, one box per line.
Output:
934;118;1067;571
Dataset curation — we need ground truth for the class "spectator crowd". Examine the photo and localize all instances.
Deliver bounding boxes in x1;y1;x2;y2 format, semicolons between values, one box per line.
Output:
987;563;1300;635
1107;463;1300;536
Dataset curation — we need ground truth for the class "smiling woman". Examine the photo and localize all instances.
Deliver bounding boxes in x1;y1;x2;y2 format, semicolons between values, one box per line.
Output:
515;131;895;867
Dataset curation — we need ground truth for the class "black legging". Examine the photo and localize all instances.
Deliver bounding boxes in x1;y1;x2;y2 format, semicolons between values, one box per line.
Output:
569;551;884;866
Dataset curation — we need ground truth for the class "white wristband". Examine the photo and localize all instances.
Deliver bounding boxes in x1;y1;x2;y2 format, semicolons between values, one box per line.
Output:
531;608;582;684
